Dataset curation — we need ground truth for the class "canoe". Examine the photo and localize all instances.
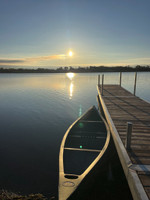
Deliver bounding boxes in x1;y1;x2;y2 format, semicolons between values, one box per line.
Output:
58;105;111;200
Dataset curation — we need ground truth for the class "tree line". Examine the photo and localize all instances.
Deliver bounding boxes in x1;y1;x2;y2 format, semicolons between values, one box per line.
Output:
0;65;150;73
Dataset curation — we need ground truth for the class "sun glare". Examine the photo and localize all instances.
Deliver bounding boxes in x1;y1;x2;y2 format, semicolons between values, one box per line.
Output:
66;72;74;80
69;51;73;57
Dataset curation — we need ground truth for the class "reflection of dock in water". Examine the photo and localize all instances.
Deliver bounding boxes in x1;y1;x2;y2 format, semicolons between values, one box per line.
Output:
97;73;150;200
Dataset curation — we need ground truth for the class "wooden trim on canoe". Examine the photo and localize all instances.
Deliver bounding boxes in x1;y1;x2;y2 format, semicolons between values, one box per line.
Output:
64;147;101;153
80;120;103;123
68;131;106;135
68;135;106;138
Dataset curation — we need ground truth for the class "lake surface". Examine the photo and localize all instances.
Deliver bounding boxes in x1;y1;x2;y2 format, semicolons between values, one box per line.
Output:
0;72;149;198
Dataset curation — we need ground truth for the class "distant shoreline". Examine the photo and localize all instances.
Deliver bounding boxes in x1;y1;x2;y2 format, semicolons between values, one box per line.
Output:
0;65;150;73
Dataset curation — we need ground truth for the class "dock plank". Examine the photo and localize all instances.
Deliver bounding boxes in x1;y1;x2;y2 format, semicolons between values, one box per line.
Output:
97;84;150;200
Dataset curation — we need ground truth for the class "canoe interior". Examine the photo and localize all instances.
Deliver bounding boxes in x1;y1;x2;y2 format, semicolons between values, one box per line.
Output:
63;106;107;176
65;122;106;150
79;107;102;121
64;150;99;175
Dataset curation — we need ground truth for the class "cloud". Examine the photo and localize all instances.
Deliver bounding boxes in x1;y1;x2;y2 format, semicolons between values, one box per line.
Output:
25;55;66;62
0;59;24;63
0;54;66;65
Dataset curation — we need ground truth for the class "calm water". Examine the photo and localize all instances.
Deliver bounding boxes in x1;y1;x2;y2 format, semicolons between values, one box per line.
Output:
0;72;150;198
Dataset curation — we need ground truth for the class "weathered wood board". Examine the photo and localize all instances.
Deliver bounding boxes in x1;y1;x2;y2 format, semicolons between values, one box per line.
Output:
97;85;150;200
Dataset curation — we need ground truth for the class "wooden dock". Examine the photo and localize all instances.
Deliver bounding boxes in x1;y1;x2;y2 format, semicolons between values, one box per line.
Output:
97;83;150;200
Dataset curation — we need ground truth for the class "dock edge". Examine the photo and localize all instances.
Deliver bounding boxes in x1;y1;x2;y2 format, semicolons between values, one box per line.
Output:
97;85;149;200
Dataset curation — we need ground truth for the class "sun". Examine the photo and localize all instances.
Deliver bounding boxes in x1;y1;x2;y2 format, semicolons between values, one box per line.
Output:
69;51;73;57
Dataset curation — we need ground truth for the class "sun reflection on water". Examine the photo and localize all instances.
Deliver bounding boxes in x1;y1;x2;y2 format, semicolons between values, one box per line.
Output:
69;82;74;99
66;72;75;80
66;73;75;99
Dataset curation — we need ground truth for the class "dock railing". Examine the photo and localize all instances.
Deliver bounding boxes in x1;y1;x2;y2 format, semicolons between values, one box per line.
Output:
97;72;150;200
98;72;138;96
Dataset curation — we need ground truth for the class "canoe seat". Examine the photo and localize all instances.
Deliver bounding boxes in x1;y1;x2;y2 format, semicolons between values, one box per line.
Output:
64;134;106;150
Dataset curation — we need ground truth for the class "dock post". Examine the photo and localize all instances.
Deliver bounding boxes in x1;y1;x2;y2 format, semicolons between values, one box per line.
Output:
134;72;137;96
102;74;104;96
120;72;122;86
125;122;133;150
98;75;100;87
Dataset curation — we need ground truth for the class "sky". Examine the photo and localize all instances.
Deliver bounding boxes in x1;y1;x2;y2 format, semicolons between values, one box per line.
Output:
0;0;150;68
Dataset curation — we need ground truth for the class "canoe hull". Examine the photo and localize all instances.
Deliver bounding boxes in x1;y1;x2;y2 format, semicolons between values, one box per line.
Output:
59;106;111;200
67;137;113;199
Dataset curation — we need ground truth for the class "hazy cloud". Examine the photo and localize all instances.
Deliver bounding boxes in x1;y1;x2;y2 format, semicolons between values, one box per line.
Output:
0;54;66;65
25;55;66;62
0;59;24;63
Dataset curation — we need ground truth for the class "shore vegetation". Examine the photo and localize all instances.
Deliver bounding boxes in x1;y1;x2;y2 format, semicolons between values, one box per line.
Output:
0;65;150;73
